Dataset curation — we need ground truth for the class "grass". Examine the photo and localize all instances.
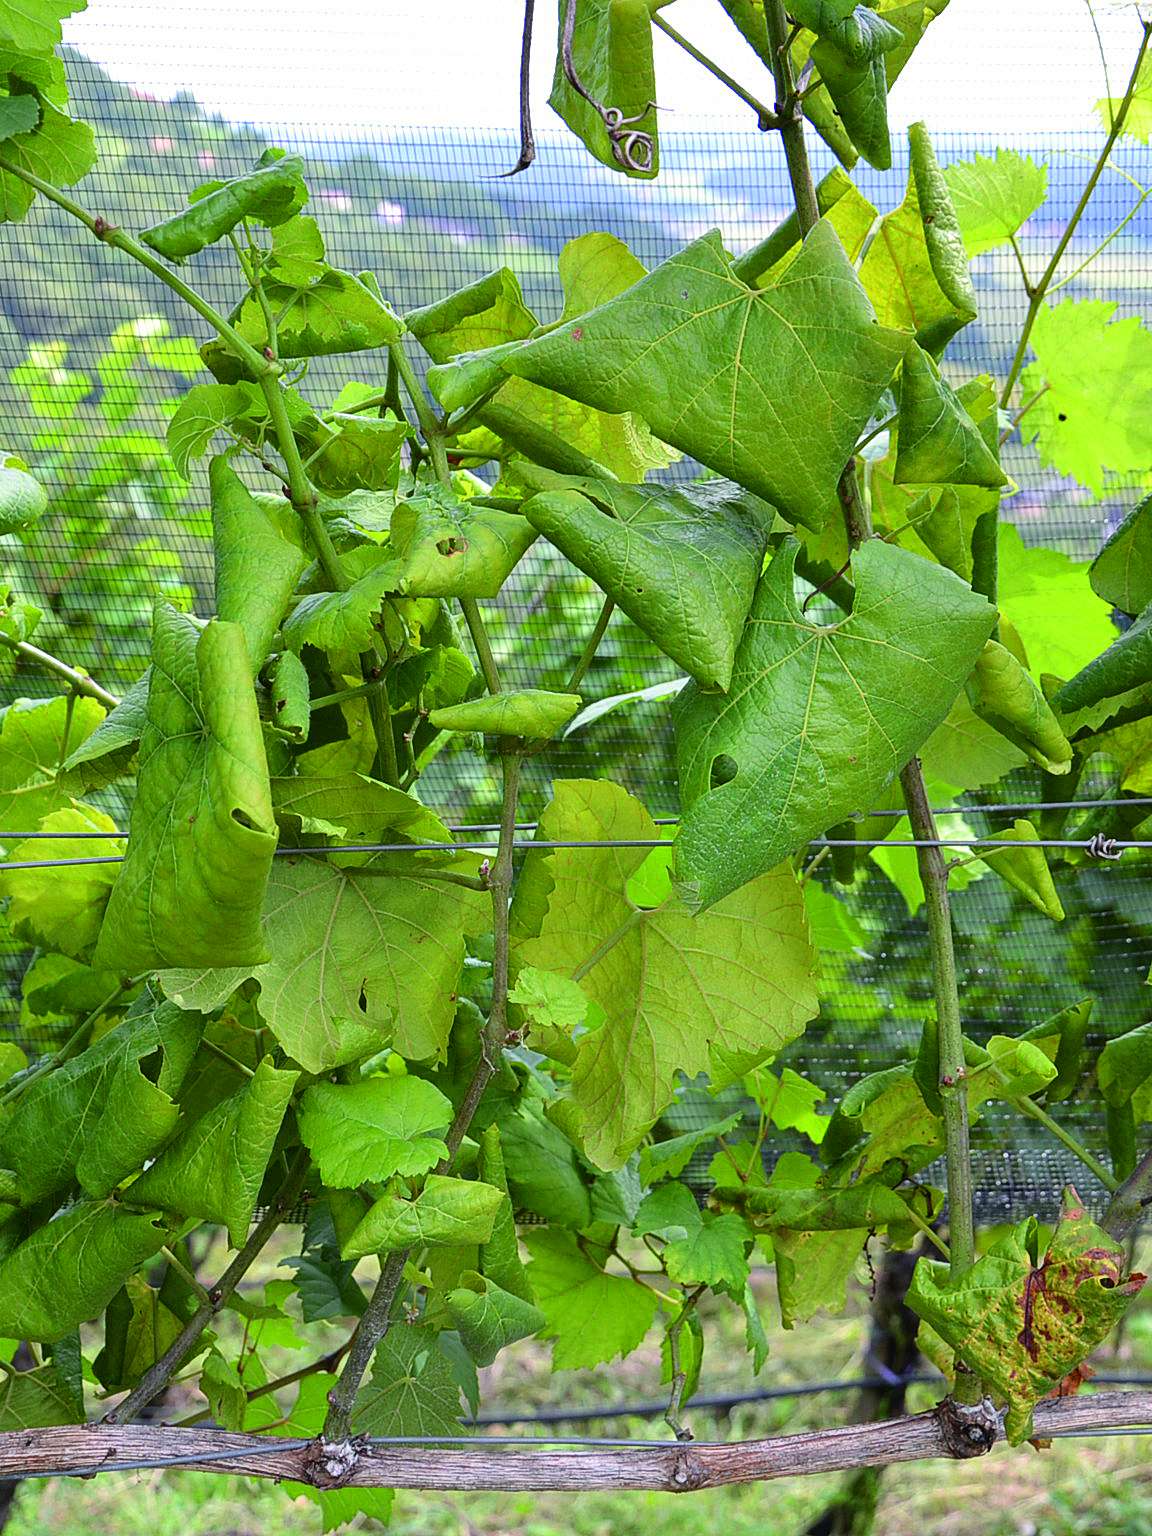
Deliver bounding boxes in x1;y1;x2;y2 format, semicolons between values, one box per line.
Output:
7;1239;1152;1536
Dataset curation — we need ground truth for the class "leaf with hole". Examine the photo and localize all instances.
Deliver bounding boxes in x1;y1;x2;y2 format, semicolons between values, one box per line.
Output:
674;538;995;910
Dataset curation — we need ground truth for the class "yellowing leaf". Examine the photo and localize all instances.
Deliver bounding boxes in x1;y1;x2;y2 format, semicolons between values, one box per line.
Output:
513;780;818;1168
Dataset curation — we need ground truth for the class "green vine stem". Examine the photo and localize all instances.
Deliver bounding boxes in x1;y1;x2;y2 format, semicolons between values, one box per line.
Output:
0;159;276;381
389;338;452;486
999;18;1152;407
1007;1093;1118;1193
258;368;400;786
323;747;524;1443
566;597;615;693
651;13;777;129
758;0;982;1399
0;632;120;710
1103;1144;1152;1241
105;1148;311;1424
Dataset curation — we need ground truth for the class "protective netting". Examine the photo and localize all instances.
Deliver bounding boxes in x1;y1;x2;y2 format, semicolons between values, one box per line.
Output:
1;49;1150;1219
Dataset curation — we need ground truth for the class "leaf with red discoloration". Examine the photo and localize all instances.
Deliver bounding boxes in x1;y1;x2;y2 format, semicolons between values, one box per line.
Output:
908;1186;1146;1443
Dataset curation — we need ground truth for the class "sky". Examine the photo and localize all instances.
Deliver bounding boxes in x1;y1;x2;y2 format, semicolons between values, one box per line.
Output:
61;0;1149;139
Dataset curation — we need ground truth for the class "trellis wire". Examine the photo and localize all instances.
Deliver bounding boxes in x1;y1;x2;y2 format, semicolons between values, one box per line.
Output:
1;834;1148;872
6;794;1152;842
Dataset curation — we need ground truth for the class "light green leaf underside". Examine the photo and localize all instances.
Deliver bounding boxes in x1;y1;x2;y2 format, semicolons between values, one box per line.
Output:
513;780;818;1168
520;469;772;690
93;604;276;972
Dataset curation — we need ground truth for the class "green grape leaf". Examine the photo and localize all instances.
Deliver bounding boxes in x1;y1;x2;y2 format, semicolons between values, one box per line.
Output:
776;1226;867;1327
1020;299;1152;494
674;539;995;909
520;469;772;690
429;689;581;739
59;672;147;794
1096;50;1152;142
270;772;453;846
942;148;1048;258
996;525;1116;681
0;804;121;958
1055;598;1152;712
895;343;1006;488
267;649;309;741
0;459;47;529
0;0;85;51
524;1227;659;1369
446;1272;545;1367
342;1175;504;1259
242;854;486;1071
966;639;1072;773
387;488;537;599
93;1274;186;1391
797;0;949;173
860;121;977;356
634;1182;752;1292
140;154;307;261
411;245;675;482
907;1189;1146;1443
166;381;264;479
0;1201;167;1342
352;1323;464;1437
549;0;660;178
0;1000;200;1206
266;212;326;286
130;1058;297;1246
718;1179;913;1233
0;693;104;831
499;1105;593;1230
1098;1023;1152;1109
92;605;277;972
1019;999;1092;1106
0;101;95;224
476;1125;534;1301
0;1362;83;1431
297;1076;453;1187
503;222;903;531
514;780;818;1168
211;456;307;675
298;410;408;496
808;7;904;171
638;1113;743;1184
1090;491;1152;614
202;269;403;373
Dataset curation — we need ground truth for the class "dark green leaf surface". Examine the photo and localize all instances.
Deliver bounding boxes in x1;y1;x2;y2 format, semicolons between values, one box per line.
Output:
674;539;995;908
140;154;307;261
503;222;904;531
0;1201;167;1342
130;1058;296;1246
1089;490;1152;613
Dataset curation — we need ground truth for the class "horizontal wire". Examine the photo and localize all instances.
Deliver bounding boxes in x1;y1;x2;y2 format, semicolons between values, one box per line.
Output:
471;1372;1152;1426
3;795;1150;845
1;835;1151;872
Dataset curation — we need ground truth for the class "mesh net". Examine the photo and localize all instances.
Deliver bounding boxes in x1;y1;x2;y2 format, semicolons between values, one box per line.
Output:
1;48;1150;1220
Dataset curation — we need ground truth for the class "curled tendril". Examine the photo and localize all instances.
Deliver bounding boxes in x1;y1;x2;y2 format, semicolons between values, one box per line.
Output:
560;0;657;172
